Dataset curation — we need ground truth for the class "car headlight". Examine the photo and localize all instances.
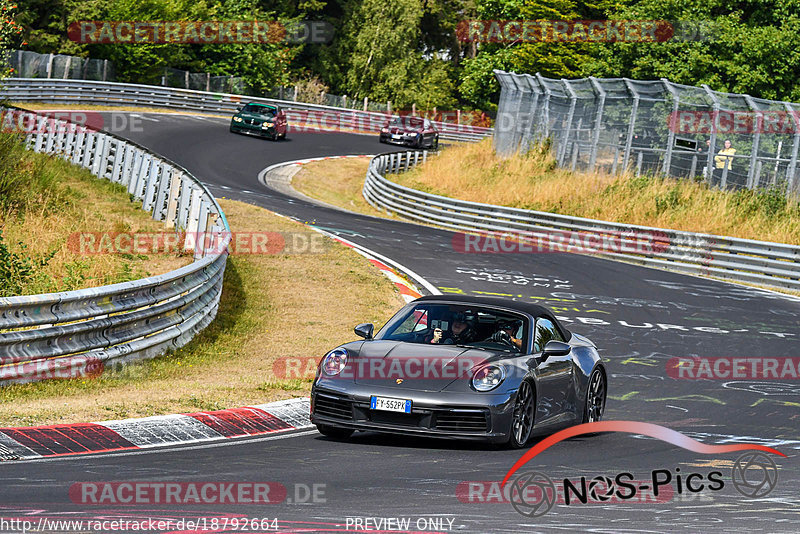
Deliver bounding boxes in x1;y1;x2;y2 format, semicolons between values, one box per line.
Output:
472;364;506;392
261;121;274;128
381;128;388;133
322;348;348;376
233;116;243;122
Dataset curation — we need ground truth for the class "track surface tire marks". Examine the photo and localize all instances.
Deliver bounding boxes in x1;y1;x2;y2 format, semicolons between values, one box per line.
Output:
3;112;797;532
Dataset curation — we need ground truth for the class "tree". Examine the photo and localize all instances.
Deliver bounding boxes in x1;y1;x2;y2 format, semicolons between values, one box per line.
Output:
583;0;800;101
458;0;595;111
1;0;22;77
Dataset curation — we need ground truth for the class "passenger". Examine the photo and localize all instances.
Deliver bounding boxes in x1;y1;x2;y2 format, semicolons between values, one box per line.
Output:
431;312;476;345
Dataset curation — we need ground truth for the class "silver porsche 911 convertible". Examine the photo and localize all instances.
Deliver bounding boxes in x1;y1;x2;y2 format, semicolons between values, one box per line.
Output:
310;295;607;448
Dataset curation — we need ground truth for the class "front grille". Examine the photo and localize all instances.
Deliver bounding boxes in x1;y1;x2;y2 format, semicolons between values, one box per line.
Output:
433;410;489;432
367;411;423;427
314;394;353;421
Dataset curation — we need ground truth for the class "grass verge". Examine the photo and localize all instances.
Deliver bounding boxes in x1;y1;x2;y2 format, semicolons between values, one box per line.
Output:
292;157;395;218
0;199;404;426
0;132;191;296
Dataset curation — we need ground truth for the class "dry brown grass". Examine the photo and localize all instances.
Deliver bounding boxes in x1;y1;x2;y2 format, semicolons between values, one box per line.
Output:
0;199;404;426
393;139;800;245
0;155;191;295
292;158;396;218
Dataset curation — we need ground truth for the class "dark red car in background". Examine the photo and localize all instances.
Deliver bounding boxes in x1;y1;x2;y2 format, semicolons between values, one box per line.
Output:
379;116;439;149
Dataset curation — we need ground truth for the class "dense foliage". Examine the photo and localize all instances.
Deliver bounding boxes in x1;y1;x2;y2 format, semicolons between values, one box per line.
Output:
13;0;800;111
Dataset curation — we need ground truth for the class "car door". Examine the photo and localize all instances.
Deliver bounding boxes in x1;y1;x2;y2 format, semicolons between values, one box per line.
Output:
422;119;434;144
533;317;575;426
276;107;287;135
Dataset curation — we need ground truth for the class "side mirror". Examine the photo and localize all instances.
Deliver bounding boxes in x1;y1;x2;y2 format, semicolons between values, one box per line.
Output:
542;340;571;360
236;106;243;112
354;323;374;340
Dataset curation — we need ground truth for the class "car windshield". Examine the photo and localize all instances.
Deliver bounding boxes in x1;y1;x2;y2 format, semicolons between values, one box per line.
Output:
241;104;276;117
374;303;528;352
388;116;424;129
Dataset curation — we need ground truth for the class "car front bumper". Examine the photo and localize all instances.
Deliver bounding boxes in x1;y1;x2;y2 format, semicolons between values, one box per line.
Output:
231;121;275;137
379;132;420;146
310;382;516;444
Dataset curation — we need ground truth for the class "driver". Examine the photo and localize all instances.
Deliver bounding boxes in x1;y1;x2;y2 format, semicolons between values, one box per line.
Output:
485;320;523;350
431;311;476;345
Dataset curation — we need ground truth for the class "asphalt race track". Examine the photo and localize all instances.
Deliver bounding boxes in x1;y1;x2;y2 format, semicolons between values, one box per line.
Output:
2;112;799;533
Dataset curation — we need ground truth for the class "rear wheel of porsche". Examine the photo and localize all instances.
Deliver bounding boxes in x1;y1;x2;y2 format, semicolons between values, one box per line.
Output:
316;424;354;440
507;379;535;449
582;368;606;423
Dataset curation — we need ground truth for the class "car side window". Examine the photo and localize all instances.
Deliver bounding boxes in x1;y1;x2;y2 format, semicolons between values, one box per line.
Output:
394;309;428;335
534;317;563;353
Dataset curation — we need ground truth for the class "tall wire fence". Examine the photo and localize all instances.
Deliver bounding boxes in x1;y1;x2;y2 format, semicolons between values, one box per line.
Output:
7;50;114;81
493;70;800;198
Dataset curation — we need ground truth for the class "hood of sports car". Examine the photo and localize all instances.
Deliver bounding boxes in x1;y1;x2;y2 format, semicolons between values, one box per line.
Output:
236;112;274;124
351;340;499;392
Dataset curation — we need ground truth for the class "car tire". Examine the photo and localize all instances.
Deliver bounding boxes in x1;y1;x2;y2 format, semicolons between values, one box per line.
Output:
316;424;354;440
415;134;423;148
506;379;536;449
229;126;237;133
582;367;606;423
431;136;439;150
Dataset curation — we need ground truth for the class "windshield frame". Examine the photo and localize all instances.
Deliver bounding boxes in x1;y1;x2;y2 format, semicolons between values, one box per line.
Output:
373;301;532;354
241;103;277;117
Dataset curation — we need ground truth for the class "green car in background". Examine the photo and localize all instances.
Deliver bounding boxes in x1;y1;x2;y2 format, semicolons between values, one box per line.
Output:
230;102;288;140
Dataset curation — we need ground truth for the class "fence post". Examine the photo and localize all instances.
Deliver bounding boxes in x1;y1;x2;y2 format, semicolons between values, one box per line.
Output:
535;73;552;141
519;75;540;151
184;70;189;89
622;79;640;173
46;53;54;78
63;56;72;79
557;80;577;166
702;84;720;186
783;102;800;195
588;77;606;171
661;79;680;177
102;59;108;82
363;97;368;112
744;95;761;189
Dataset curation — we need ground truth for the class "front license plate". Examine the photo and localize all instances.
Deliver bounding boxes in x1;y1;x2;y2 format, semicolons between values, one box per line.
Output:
370;396;412;413
391;134;401;140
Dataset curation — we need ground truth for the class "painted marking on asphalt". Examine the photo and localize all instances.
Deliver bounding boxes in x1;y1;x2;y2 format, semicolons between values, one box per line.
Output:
0;424;136;457
98;413;224;447
0;429;320;465
187;406;292;437
253;398;312;429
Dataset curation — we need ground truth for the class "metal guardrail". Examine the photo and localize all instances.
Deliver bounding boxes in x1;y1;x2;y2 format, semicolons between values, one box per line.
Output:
0;105;231;384
363;151;800;291
1;78;492;143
